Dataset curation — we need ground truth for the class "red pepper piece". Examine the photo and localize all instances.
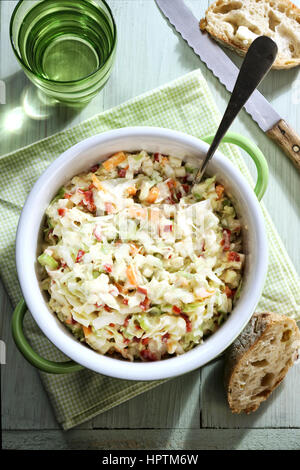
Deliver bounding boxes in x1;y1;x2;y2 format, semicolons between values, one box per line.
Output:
75;249;85;263
58;208;65;217
79;190;96;212
133;336;140;342
90;164;99;173
104;264;112;273
221;229;231;251
140;349;157;361
137;287;147;296
172;305;182;315
118;168;127;178
105;202;115;214
140;297;150;311
180;313;192;332
225;286;236;298
162;333;170;343
227;251;240;262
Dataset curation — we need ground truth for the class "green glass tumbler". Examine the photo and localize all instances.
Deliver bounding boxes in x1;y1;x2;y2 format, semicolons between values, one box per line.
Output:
10;0;117;105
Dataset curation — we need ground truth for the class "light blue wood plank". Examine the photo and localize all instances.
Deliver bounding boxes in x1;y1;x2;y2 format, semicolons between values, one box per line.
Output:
93;370;200;429
3;428;300;450
0;276;94;429
0;278;58;429
1;0;300;440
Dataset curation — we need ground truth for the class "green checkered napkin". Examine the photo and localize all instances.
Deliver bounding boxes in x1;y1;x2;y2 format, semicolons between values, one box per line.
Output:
1;69;299;430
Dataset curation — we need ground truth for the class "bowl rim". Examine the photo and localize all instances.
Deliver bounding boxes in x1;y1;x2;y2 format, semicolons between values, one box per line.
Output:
16;126;268;380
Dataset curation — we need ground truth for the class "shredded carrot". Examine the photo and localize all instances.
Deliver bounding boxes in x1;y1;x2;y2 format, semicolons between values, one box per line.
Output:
82;325;92;337
225;286;236;298
114;282;124;293
91;174;106;192
126;265;137;286
167;341;176;354
215;184;225;200
147;186;159;203
161;156;169;165
195;288;215;300
105;202;116;214
102;152;126;171
65;317;73;325
126;186;137;196
129;243;140;256
149;208;160;222
167;179;176;189
128;206;148;219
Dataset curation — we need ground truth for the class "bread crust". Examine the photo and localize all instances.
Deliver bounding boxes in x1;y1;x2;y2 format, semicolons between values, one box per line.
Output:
200;0;300;70
224;312;300;413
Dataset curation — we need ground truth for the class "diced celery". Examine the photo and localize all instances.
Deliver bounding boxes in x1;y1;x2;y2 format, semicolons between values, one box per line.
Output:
217;313;226;325
169;156;182;168
38;253;59;270
101;244;110;254
234;280;243;300
223;205;236;217
51;186;66;203
40;277;50;290
161;304;172;313
204;176;216;187
185;166;196;174
177;272;193;279
222;199;231;207
221;218;228;227
148;306;161;315
134;151;146;161
70;324;84;340
194;193;203;201
182;302;202;313
123;330;134;340
137;315;152;331
44;216;54;230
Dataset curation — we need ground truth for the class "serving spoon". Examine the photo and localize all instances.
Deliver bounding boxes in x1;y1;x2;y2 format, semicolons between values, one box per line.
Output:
195;36;278;183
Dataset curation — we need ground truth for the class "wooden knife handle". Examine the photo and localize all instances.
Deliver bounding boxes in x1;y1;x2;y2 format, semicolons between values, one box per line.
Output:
267;119;300;171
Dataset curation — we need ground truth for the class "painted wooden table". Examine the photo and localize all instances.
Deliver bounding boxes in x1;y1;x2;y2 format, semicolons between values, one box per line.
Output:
1;0;300;450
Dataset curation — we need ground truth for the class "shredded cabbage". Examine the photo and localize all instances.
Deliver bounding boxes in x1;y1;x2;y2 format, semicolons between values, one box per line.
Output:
38;150;244;361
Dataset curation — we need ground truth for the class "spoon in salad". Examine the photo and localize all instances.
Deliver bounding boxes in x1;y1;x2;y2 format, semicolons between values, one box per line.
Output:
195;36;278;183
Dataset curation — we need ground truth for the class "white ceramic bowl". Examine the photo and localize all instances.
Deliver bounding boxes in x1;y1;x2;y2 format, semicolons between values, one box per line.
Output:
15;127;268;380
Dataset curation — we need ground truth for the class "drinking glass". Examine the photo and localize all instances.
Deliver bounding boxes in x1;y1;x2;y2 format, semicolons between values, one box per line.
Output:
10;0;117;105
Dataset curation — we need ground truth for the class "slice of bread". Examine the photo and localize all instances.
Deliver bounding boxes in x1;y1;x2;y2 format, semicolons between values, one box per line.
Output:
224;312;300;413
200;0;300;69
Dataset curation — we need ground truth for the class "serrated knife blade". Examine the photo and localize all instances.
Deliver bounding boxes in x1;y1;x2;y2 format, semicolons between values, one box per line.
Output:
156;0;300;171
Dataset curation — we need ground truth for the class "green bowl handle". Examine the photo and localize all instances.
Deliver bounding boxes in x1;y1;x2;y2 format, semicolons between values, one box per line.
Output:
12;299;83;374
201;131;269;201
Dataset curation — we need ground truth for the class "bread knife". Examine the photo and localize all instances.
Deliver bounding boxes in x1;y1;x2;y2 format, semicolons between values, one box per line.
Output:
156;0;300;171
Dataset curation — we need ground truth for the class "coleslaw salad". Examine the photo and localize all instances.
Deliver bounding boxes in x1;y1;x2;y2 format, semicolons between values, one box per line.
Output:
38;150;244;361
